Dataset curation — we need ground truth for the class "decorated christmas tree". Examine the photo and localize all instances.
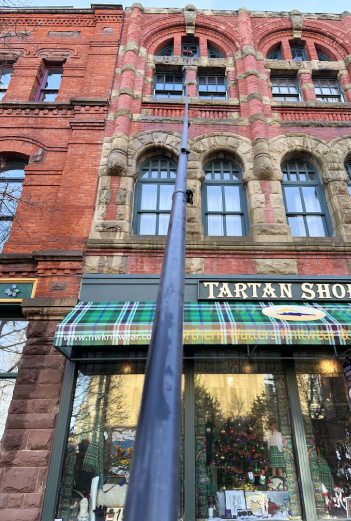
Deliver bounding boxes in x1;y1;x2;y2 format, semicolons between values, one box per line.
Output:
216;416;269;490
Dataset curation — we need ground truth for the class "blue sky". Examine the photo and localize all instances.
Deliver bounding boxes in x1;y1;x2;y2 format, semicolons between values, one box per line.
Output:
29;0;349;15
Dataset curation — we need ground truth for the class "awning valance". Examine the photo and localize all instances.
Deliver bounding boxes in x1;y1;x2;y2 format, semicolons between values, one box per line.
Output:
53;301;351;358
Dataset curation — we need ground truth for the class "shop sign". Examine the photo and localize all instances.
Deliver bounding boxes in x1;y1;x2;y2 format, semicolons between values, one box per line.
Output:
199;280;351;301
343;356;351;410
0;278;37;302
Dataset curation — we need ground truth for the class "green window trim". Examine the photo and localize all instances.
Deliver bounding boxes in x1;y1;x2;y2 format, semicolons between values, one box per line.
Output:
317;51;331;62
153;72;184;98
132;157;177;236
271;76;301;101
267;49;282;60
313;77;344;102
157;46;174;57
181;43;199;57
282;160;333;238
290;46;307;61
207;47;224;58
197;74;227;99
202;160;248;237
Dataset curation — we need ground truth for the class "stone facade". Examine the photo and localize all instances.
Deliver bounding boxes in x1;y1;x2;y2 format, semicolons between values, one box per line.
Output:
86;4;351;274
0;5;123;521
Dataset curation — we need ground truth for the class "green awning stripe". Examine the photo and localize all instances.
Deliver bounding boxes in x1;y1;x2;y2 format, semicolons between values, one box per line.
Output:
53;301;351;359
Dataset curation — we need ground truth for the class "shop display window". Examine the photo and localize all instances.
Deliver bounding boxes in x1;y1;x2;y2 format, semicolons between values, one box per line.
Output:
0;318;27;447
194;355;302;520
56;360;185;521
296;356;351;519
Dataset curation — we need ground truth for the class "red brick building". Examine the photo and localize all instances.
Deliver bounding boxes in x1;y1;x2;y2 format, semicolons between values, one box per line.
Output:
3;3;351;521
0;4;123;521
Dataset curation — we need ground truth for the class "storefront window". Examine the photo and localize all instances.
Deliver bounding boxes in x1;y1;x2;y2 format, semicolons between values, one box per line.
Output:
0;318;27;447
56;360;185;521
296;356;350;519
194;355;302;520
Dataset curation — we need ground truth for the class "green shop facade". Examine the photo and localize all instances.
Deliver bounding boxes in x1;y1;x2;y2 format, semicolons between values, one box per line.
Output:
42;275;351;521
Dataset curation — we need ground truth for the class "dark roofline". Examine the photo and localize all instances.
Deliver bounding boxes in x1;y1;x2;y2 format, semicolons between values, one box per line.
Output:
0;4;123;14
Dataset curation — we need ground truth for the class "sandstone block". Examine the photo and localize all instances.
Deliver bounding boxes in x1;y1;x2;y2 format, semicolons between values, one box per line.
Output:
1;430;28;451
255;259;298;275
274;208;287;224
1;450;49;468
7;413;57;430
23;494;44;509
2;468;38;493
83;255;127;274
248;194;265;209
0;493;8;509
13;384;61;401
185;258;204;274
37;369;63;385
27;430;54;451
246;180;262;196
0;509;40;521
269;194;284;208
7;493;24;509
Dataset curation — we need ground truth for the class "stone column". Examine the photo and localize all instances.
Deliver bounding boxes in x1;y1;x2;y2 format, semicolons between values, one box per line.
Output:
297;68;316;101
323;170;351;240
144;55;155;96
0;298;77;521
107;3;144;176
338;67;351;102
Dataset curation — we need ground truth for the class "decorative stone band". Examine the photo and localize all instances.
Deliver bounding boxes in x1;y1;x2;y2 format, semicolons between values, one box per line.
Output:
153;55;234;68
116;108;132;119
235;49;264;61
266;59;346;70
21;297;78;321
111;87;142;100
115;67;145;76
299;83;315;92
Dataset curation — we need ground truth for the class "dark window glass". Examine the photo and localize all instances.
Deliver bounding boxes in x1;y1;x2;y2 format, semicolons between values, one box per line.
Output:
0;67;13;101
198;75;227;99
182;44;199;57
154;73;183;98
282;160;331;237
157;46;174;57
203;160;247;236
291;47;306;61
36;67;63;102
317;52;331;62
313;78;343;102
0;160;26;251
208;47;223;58
267;49;282;60
134;158;177;235
345;162;351;197
271;77;300;101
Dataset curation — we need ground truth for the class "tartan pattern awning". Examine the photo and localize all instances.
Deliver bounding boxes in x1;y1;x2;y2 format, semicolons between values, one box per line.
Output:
53;301;351;358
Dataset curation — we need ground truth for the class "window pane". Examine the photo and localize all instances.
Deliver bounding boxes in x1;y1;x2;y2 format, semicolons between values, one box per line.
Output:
41;92;58;102
0;69;12;88
226;214;242;236
0;379;15;449
224;186;240;212
288;215;306;236
194;367;302;520
208;214;223;235
141;184;157;210
306;215;325;237
0;181;22;217
284;186;303;212
207;186;223;212
0;221;12;252
140;213;156;234
0;92;4;101
158;213;170;234
159;184;173;210
296;361;348;519
44;70;62;90
170;171;176;178
302;187;322;212
0;320;27;373
0;168;25;180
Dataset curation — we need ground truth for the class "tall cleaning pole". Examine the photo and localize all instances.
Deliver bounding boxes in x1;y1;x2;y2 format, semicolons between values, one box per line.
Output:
123;50;192;521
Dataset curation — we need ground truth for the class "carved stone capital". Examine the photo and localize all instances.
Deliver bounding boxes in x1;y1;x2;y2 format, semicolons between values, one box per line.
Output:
290;9;303;39
184;4;196;35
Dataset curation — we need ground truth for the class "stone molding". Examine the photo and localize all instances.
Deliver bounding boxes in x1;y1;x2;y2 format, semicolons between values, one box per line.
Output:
290;10;303;39
184;4;197;35
116;108;132;119
111;87;142;100
21;297;78;320
153;55;233;68
265;59;345;71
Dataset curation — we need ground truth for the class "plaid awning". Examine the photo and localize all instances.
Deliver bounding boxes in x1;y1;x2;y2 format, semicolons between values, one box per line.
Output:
53;301;351;358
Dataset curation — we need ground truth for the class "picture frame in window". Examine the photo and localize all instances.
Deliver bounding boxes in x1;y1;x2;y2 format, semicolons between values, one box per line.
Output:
108;425;136;478
225;489;246;516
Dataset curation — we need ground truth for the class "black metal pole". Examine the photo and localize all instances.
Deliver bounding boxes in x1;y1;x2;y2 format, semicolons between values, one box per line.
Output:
123;56;190;521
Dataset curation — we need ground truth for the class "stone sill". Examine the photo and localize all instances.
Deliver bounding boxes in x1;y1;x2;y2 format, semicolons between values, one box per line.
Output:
142;96;239;106
86;236;351;253
272;100;351;109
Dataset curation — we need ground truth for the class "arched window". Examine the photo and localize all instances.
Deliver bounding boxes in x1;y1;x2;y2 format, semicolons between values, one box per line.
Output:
202;160;248;236
282;160;332;237
267;49;282;60
345;162;351;196
133;157;177;235
290;46;306;61
208;47;223;58
0;159;26;251
157;46;174;57
317;51;331;62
